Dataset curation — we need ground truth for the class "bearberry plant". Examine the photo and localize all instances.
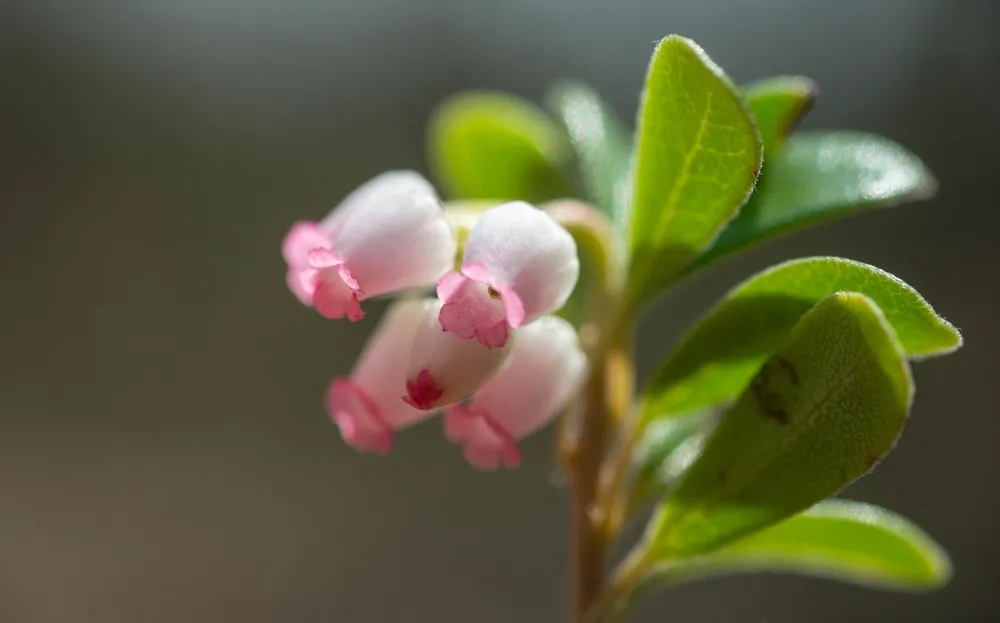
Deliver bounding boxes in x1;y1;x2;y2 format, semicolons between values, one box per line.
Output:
282;35;960;622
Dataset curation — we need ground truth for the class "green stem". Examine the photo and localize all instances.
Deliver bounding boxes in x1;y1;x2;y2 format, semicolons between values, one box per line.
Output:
585;548;655;623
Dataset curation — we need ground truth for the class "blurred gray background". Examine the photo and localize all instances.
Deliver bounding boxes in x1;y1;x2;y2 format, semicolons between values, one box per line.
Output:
2;0;998;621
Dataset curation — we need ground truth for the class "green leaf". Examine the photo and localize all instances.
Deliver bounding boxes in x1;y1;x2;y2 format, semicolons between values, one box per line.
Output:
644;499;951;592
427;92;570;202
743;76;817;156
625;35;762;305
644;293;913;557
692;131;938;270
641;257;960;421
546;81;633;220
632;410;715;506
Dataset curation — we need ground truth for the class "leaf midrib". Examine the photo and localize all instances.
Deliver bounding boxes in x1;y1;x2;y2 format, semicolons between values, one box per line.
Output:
632;91;715;293
652;91;714;243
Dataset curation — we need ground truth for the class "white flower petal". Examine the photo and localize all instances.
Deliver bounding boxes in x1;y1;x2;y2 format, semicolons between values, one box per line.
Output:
460;201;578;327
464;315;587;438
333;171;457;297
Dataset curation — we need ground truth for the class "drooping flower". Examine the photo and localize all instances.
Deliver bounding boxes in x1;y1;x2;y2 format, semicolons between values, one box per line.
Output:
283;171;456;321
325;298;440;454
443;315;588;470
437;201;579;348
404;299;513;411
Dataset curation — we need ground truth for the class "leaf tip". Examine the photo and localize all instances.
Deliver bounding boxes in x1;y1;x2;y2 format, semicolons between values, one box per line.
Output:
922;540;954;589
924;309;964;357
839;501;954;590
809;292;914;420
783;75;819;139
655;33;696;51
653;35;727;83
911;166;940;202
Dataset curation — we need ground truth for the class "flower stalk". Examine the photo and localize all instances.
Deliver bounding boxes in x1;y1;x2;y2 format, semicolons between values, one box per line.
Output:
563;284;636;622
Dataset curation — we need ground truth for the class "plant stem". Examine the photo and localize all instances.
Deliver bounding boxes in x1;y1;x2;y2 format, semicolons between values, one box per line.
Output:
568;364;613;622
566;316;634;623
585;548;654;623
596;415;642;539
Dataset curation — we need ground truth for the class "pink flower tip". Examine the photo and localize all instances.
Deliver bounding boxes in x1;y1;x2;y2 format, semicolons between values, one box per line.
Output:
443;405;521;471
283;223;367;321
326;378;394;455
403;369;445;410
282;221;329;265
311;264;365;321
436;266;521;348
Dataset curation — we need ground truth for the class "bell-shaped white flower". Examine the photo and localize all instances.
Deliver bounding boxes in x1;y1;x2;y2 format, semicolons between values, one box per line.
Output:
443;316;588;470
283;171;457;320
437;201;579;348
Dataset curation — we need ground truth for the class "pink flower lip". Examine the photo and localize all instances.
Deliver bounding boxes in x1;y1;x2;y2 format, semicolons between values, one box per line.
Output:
327;377;394;455
444;404;521;471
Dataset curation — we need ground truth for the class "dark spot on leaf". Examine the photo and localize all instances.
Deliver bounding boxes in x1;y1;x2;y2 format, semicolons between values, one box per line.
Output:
776;356;798;386
751;356;799;426
769;408;790;425
866;454;880;470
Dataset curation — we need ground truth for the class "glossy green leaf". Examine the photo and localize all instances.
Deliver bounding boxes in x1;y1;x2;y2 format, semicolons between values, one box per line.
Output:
632;410;715;506
693;131;938;270
744;75;817;156
641;257;960;421
546;81;633;220
626;36;762;305
427;92;570;202
644;293;913;557
643;500;951;591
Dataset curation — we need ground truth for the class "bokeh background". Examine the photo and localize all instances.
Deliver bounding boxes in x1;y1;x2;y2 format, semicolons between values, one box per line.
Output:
3;0;998;621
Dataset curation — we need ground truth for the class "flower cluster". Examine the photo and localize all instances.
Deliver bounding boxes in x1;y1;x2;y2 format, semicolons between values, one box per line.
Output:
283;171;588;469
